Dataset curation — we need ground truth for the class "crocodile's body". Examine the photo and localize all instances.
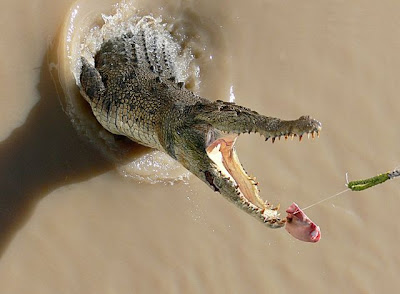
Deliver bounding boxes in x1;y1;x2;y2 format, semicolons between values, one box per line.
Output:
80;25;321;229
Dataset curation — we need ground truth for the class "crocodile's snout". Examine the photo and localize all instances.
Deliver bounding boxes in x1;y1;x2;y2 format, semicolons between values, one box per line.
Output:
166;100;321;228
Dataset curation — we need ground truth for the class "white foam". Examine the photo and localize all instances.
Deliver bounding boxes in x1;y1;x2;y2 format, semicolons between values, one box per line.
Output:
72;2;196;89
117;151;190;184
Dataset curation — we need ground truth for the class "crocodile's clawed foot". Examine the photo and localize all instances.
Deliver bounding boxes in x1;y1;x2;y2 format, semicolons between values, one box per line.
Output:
167;100;321;229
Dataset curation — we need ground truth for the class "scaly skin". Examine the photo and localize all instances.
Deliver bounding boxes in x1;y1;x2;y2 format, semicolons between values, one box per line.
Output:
79;31;321;229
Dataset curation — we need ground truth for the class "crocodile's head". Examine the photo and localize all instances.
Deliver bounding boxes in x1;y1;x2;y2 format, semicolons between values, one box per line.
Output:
162;99;321;228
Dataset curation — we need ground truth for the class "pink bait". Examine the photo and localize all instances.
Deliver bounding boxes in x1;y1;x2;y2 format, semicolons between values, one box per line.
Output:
285;202;321;243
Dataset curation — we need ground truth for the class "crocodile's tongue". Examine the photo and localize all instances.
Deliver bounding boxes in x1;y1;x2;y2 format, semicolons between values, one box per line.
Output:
206;134;266;210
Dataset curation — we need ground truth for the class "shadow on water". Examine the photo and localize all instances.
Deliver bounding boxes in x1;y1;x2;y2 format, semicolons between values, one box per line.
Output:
0;3;223;258
0;50;146;256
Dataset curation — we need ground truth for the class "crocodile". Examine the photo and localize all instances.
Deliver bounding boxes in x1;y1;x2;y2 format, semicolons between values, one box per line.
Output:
79;27;321;229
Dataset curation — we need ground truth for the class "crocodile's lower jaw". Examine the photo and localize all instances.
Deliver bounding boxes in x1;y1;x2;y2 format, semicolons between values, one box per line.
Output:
206;133;279;222
205;127;320;227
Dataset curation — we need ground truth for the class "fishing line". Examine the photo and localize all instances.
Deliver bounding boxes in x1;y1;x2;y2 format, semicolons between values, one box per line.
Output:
300;188;350;212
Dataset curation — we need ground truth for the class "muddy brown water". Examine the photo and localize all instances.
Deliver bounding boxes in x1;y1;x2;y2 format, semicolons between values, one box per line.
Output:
0;0;399;293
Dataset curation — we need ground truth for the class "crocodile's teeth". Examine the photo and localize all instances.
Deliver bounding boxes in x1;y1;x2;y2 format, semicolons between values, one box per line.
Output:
272;204;280;211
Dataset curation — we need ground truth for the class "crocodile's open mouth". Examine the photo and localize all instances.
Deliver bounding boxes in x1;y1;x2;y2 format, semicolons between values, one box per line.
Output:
205;127;321;223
